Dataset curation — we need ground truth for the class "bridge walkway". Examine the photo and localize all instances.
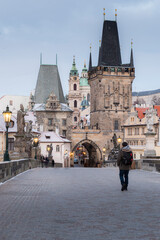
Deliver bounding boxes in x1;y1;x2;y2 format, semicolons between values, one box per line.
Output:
0;168;160;240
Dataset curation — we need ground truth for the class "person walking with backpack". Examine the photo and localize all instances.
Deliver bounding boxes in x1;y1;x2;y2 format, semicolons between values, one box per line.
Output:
117;142;133;191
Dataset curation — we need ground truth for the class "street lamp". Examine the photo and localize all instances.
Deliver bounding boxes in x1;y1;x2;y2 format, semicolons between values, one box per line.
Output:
33;136;39;159
3;106;12;161
102;147;106;163
117;136;122;144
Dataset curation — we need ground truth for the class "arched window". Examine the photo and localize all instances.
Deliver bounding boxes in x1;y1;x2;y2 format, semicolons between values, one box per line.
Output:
74;116;77;122
74;84;77;91
74;100;77;108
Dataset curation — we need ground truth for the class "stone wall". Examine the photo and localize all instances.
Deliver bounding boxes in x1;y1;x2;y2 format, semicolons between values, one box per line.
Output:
141;159;160;172
0;159;40;183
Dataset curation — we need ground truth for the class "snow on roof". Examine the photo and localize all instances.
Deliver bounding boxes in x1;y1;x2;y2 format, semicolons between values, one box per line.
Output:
0;114;17;132
39;131;71;143
33;103;72;112
61;103;73;112
25;111;37;125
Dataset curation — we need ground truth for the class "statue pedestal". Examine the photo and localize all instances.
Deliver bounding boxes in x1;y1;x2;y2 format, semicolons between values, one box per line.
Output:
144;132;156;157
14;133;29;158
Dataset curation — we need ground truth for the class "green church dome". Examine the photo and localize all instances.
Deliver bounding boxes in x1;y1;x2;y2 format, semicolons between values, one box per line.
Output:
80;77;89;87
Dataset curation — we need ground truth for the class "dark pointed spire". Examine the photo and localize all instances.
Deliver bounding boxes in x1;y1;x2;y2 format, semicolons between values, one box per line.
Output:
89;45;92;71
130;40;134;67
98;20;122;66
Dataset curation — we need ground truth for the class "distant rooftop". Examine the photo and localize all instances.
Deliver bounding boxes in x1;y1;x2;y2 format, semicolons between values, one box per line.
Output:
132;89;160;97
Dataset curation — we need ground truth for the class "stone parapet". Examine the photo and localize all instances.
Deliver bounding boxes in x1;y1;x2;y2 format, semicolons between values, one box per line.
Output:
0;159;40;183
142;158;160;172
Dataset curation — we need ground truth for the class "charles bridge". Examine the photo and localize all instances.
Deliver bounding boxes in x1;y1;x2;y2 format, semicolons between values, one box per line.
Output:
0;163;160;240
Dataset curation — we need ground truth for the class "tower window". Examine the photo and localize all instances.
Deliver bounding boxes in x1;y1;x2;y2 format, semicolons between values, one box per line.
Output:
62;119;67;126
74;116;77;122
48;118;53;126
74;84;77;91
74;100;77;108
114;120;119;130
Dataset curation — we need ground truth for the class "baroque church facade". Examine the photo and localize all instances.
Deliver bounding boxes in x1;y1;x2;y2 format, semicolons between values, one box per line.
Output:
68;57;90;127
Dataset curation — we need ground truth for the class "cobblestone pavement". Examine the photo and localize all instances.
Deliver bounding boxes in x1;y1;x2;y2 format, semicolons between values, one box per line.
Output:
0;168;160;240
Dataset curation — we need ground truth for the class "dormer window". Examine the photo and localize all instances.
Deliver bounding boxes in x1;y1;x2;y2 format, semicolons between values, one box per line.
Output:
45;136;51;139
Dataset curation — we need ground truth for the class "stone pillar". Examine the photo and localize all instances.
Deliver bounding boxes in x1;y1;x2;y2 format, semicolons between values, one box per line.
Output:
144;132;156;157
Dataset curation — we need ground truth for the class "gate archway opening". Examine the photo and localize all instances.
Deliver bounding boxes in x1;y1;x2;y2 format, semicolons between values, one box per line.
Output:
72;139;102;167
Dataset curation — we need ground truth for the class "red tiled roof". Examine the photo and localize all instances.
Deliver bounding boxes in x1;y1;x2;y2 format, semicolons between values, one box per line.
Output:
154;105;160;118
135;107;148;119
136;106;160;119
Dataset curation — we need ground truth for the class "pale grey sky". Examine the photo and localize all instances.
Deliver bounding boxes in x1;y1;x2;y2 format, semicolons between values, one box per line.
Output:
0;0;159;96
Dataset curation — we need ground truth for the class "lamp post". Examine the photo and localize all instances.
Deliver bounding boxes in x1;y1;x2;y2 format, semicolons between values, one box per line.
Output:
33;136;39;159
47;145;51;157
102;147;106;163
3;106;12;161
117;136;122;143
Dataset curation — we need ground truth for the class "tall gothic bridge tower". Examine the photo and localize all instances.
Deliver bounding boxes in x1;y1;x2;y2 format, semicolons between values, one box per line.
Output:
71;16;135;167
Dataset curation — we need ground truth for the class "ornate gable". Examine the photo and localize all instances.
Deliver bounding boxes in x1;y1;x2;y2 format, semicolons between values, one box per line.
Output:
45;92;61;110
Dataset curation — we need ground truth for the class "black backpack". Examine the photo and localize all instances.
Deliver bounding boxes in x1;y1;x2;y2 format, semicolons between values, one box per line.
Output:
122;151;133;165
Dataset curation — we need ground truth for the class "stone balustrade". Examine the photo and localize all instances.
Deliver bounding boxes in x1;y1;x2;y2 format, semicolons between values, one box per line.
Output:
0;159;40;183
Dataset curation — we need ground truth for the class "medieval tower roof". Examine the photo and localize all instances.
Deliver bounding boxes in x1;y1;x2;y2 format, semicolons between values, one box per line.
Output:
34;64;65;104
98;20;122;66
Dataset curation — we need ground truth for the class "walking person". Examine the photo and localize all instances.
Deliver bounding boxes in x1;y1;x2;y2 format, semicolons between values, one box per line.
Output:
117;142;133;191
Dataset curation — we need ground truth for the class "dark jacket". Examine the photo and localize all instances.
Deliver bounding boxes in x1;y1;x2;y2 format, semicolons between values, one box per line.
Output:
117;145;133;170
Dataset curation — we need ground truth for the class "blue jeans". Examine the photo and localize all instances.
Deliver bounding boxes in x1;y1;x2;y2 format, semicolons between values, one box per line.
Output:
119;170;129;186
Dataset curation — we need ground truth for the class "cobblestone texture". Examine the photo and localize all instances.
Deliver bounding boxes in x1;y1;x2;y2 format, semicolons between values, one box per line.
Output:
0;168;159;240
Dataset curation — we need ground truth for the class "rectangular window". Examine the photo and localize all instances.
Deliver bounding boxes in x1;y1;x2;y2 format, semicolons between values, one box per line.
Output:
141;128;145;135
9;100;13;106
62;130;66;137
62;119;67;126
128;128;132;136
114;120;119;130
56;145;60;152
48;118;53;126
135;128;139;135
8;138;14;151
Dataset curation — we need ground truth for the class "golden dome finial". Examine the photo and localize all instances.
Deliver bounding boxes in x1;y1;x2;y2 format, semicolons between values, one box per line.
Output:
115;9;117;21
103;8;106;21
131;39;133;48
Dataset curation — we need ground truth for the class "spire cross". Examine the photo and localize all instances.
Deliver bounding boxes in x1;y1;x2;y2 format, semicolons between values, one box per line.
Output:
103;8;105;21
99;40;101;47
84;60;86;68
90;44;92;53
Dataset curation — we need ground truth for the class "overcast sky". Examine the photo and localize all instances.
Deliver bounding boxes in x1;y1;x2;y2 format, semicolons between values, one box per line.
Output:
0;0;159;97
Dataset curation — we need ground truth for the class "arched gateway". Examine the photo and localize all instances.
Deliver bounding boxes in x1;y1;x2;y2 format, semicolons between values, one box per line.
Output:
72;139;102;167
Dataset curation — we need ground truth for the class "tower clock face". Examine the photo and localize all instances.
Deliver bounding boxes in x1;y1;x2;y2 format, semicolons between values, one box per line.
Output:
74;77;77;80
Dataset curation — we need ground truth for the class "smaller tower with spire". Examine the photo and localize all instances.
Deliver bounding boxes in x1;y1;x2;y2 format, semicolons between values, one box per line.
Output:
68;56;81;127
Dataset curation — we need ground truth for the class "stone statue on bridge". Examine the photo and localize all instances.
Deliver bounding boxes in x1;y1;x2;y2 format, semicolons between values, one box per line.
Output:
17;104;25;134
